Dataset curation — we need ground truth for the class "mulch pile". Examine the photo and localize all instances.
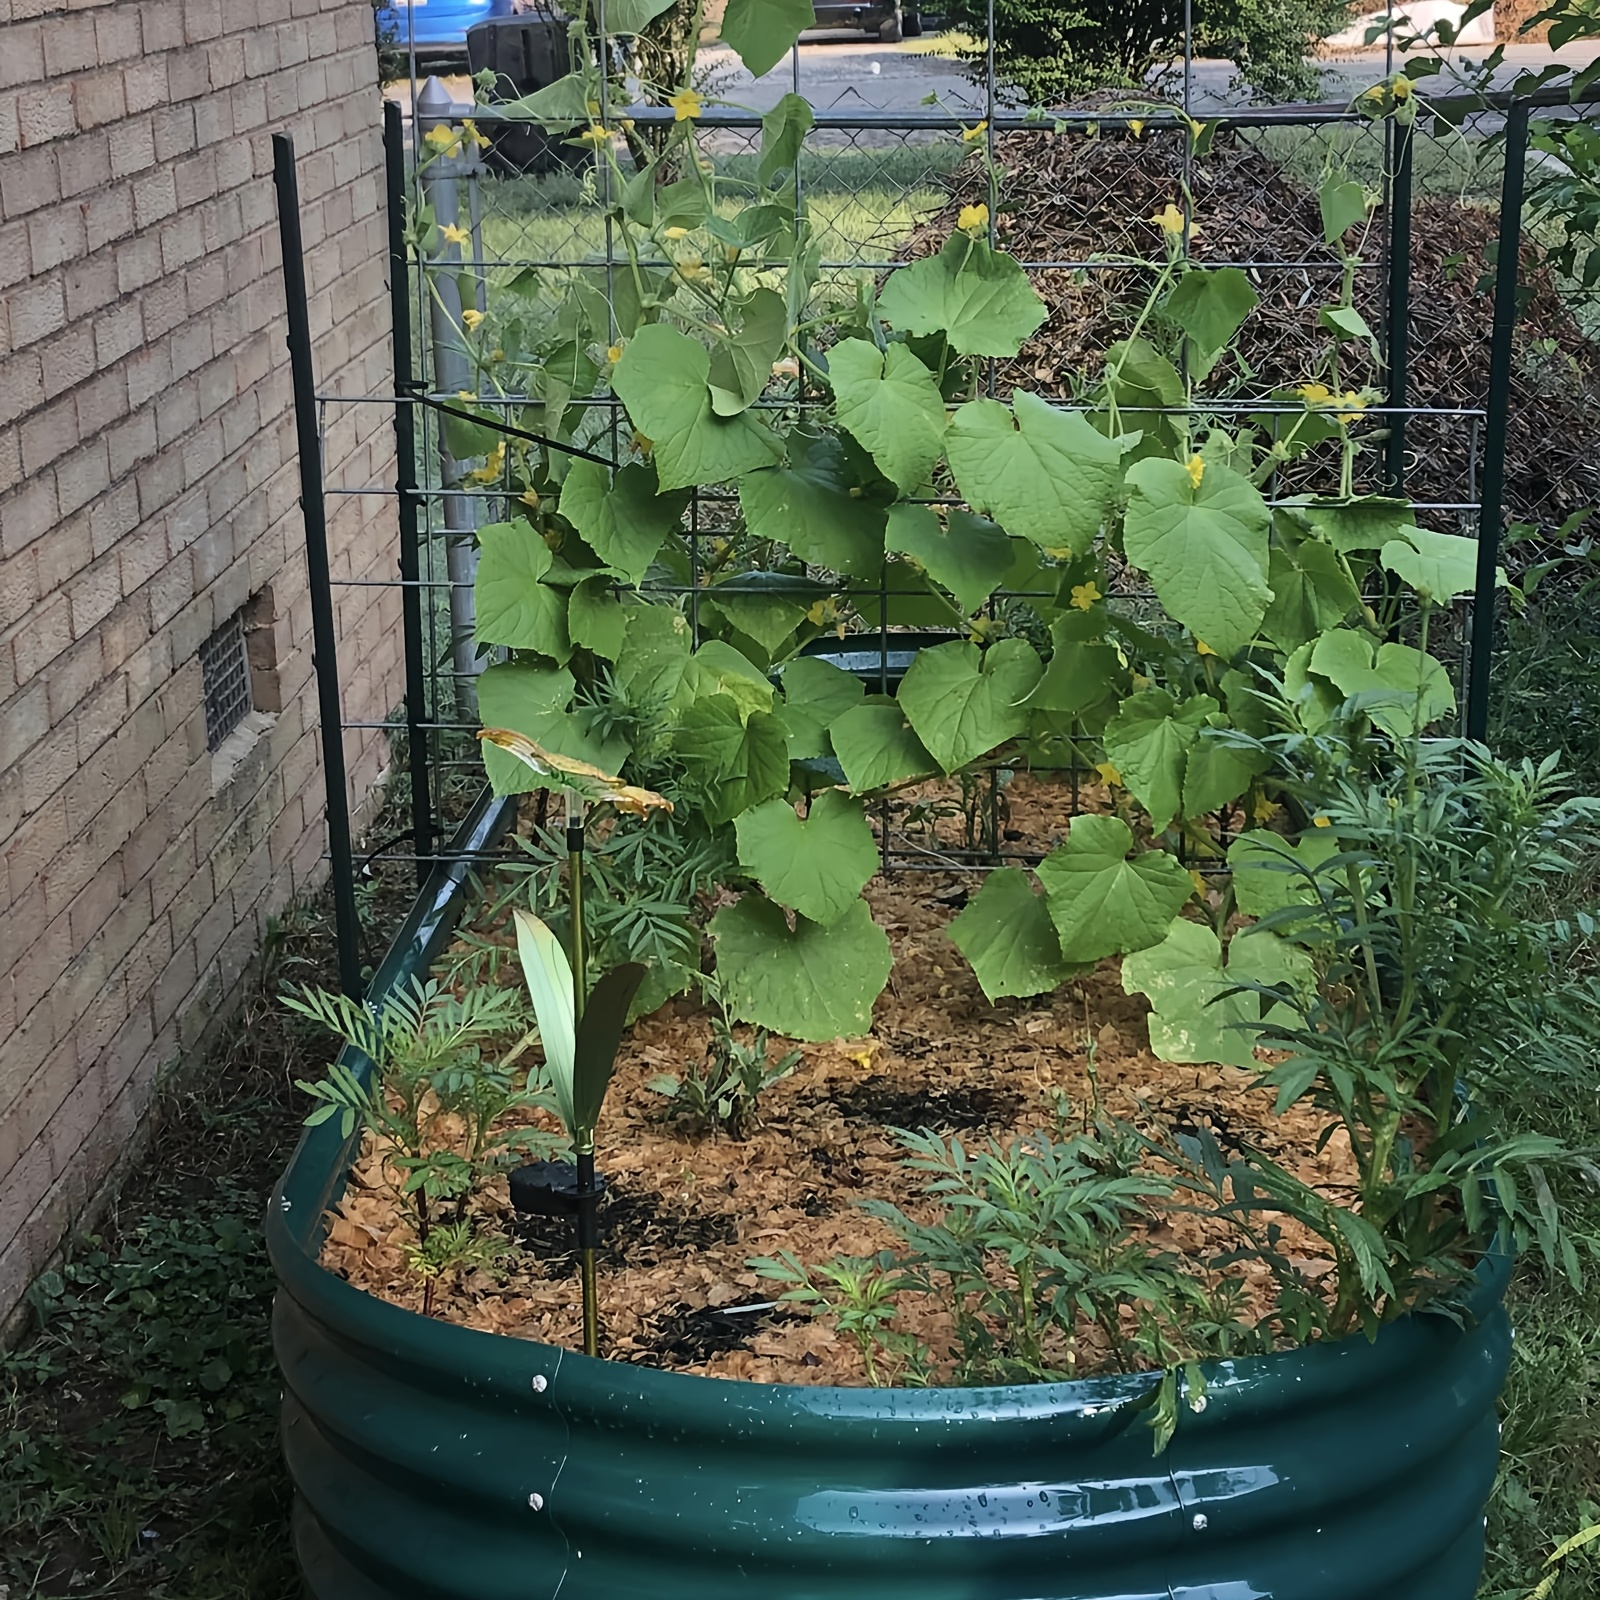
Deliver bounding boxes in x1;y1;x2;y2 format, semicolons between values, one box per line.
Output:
911;126;1600;543
321;775;1357;1386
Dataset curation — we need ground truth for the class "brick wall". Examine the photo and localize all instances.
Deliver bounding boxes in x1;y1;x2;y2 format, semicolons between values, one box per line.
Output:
0;0;403;1326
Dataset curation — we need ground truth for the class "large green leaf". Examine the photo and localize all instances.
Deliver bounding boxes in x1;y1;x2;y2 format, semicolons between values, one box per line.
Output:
948;867;1083;1001
568;577;626;660
1307;629;1455;739
1027;613;1124;717
1228;829;1340;918
1320;177;1368;243
898;639;1042;774
1181;726;1263;819
1379;525;1489;602
612;324;781;490
478;661;572;795
739;432;887;577
558;460;689;587
947;392;1121;556
884;505;1014;616
1123;457;1272;657
827;339;946;494
701;579;811;656
474;517;554;649
759;93;813;185
780;656;864;759
1121;919;1312;1069
735;790;877;925
1164;267;1257;374
711;893;891;1040
721;0;814;77
496;73;591;129
707;288;788;417
1262;526;1362;652
1035;814;1193;964
877;233;1047;358
681;639;776;719
674;695;790;823
1102;337;1184;454
1103;690;1212;831
1289;496;1416;555
614;601;692;710
831;702;939;792
595;0;676;30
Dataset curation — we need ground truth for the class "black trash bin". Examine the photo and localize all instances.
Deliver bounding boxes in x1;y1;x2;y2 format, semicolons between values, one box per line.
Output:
466;11;580;176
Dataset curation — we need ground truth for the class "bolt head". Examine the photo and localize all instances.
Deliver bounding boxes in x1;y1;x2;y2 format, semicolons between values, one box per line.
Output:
531;1374;548;1393
1192;1512;1208;1532
528;1492;545;1511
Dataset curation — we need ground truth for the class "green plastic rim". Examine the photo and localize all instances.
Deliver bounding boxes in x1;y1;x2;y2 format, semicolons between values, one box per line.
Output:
269;790;1512;1600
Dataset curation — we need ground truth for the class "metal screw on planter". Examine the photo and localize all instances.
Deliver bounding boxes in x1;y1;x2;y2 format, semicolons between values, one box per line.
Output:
1192;1513;1209;1532
527;1493;545;1511
530;1374;548;1393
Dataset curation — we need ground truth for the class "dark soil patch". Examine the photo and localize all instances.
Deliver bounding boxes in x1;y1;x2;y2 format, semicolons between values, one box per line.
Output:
638;1300;806;1365
514;1180;741;1276
825;1074;1027;1133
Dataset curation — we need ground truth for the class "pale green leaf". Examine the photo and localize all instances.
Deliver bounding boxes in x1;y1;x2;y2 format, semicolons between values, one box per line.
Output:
948;867;1083;1001
673;695;789;823
614;601;692;710
897;638;1042;773
739;431;887;577
1379;525;1490;602
1165;267;1257;360
1289;496;1418;554
1121;920;1312;1069
473;517;554;648
1035;814;1194;963
680;639;776;719
721;0;814;76
780;656;864;759
495;73;592;129
1227;828;1341;917
569;577;626;660
478;661;571;795
1262;527;1362;652
514;910;576;1134
884;505;1015;616
1319;177;1368;243
558;459;689;587
877;233;1047;358
701;581;810;655
1181;726;1263;819
828;339;947;494
759;93;813;185
1103;689;1211;832
947;391;1122;555
735;789;877;925
1026;613;1124;717
595;0;676;30
1123;457;1272;657
612;323;781;490
711;894;892;1040
1307;629;1455;739
707;287;787;417
831;702;939;792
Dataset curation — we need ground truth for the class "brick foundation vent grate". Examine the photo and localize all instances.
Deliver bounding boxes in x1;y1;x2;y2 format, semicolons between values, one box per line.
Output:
200;611;253;752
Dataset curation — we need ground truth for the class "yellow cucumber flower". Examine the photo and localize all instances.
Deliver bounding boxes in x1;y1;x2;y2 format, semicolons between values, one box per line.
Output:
957;202;990;235
1152;203;1187;236
1185;455;1205;489
669;87;703;121
439;222;470;246
462;118;490;150
1068;581;1101;611
424;123;463;156
960;120;988;142
461;308;484;331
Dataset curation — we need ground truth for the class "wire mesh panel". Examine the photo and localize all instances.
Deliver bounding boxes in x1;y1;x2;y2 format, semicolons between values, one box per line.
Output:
296;23;1592;896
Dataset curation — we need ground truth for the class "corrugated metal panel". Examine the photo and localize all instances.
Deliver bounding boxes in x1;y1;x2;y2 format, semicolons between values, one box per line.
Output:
268;793;1512;1600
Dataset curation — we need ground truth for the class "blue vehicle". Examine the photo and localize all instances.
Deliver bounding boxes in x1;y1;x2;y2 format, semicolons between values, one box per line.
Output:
376;0;512;61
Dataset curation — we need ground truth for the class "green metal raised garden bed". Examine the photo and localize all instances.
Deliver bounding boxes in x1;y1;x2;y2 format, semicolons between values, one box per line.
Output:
267;795;1513;1600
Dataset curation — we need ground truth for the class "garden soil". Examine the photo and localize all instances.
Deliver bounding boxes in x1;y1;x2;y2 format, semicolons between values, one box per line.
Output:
320;775;1360;1387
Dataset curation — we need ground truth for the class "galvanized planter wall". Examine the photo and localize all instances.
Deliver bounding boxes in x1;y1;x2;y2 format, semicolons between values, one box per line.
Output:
269;800;1513;1600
